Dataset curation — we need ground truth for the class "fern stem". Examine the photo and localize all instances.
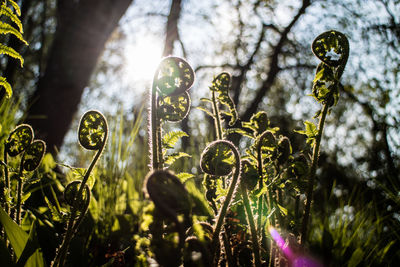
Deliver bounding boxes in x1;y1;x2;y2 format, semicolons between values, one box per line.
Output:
222;231;236;267
150;70;161;171
256;139;263;231
212;141;241;252
211;90;223;140
53;128;107;267
15;164;23;225
240;182;262;267
300;102;329;245
3;148;10;215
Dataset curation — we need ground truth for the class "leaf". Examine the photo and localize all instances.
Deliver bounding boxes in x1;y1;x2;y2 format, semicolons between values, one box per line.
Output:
277;204;288;216
176;172;195;183
164;152;191;165
0;21;27;45
65;166;96;189
304;121;318;137
88;193;99;221
162;130;189;149
200;97;212;103
7;0;21;16
225;128;254;139
0;3;23;33
196;106;215;118
0;205;28;258
0;43;23;67
16;221;45;267
347;248;364;267
0;76;12;98
43;195;63;222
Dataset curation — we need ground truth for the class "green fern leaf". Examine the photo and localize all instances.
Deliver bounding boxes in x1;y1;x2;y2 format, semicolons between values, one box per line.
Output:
0;43;23;67
7;0;21;16
0;21;28;45
196;106;215;118
164;152;191;165
0;3;23;33
162;130;188;149
176;172;194;183
0;76;12;98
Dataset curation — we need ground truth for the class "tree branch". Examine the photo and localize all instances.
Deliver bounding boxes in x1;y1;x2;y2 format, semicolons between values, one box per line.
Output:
242;0;311;122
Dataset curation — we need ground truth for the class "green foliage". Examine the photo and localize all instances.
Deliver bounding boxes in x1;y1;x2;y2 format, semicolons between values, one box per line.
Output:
0;0;27;99
1;28;398;267
0;207;45;266
210;72;238;126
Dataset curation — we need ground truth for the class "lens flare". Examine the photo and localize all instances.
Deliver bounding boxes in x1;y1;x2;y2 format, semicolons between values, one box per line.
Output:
268;226;323;267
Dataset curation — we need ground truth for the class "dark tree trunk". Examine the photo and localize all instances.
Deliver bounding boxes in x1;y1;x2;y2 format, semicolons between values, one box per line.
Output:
26;0;132;154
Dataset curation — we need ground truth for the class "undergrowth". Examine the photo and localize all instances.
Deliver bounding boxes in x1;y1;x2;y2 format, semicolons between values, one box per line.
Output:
0;8;398;266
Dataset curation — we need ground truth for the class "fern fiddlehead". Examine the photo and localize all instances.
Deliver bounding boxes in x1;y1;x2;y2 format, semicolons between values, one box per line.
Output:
300;30;349;245
52;110;108;267
200;140;241;254
149;56;194;171
15;139;45;224
2;124;33;215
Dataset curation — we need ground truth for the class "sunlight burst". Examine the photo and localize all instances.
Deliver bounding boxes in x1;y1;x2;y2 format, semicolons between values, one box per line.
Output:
124;36;162;83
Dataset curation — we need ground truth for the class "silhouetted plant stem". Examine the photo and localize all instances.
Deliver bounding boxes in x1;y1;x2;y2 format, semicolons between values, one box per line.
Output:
15;165;23;225
53;113;107;267
3;149;10;215
150;69;162;171
240;182;262;267
222;231;236;267
212;141;241;252
151;73;159;171
301;102;329;245
212;89;223;140
256;139;263;231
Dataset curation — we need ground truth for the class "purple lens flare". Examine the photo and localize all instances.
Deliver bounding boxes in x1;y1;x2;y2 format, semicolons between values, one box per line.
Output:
268;226;323;267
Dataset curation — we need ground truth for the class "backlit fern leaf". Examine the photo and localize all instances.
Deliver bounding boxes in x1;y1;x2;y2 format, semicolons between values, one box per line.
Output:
7;0;21;16
0;43;23;67
0;21;27;45
0;0;26;100
0;77;12;98
0;2;23;33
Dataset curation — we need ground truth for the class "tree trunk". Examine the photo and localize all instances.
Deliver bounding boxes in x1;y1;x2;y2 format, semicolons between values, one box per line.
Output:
26;0;132;154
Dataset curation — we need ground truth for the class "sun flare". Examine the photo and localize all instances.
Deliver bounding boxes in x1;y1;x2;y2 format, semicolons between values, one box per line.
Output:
124;36;162;82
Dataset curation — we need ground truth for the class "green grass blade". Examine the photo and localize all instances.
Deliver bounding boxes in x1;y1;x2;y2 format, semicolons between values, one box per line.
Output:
0;206;28;259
